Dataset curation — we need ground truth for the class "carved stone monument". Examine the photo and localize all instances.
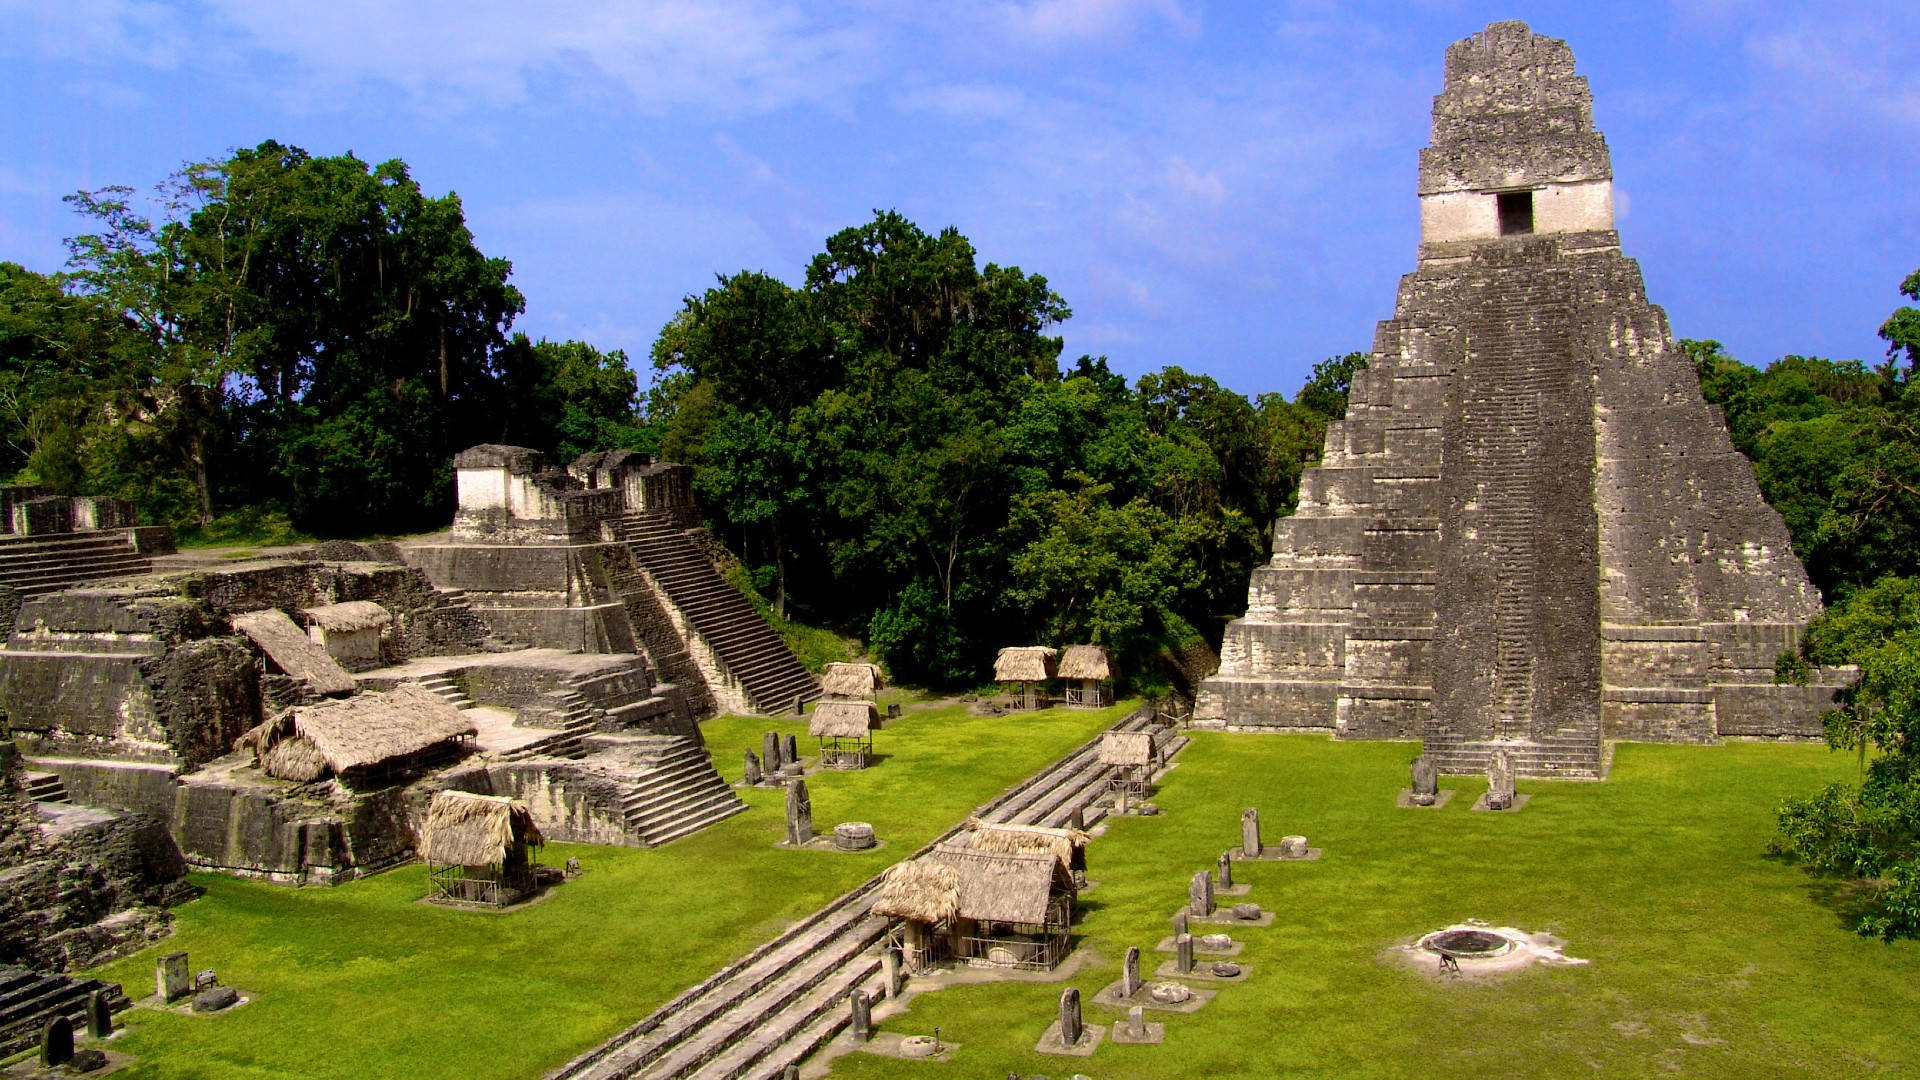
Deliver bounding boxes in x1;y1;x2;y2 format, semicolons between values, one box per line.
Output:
40;1015;74;1069
763;731;782;772
1122;946;1141;999
1173;910;1188;938
1241;807;1261;858
1194;20;1844;771
743;749;763;786
1176;932;1194;974
783;734;799;769
1189;870;1214;917
1486;747;1516;810
1127;1005;1146;1039
86;989;113;1038
1410;754;1439;805
1216;851;1234;890
849;989;871;1042
785;778;814;846
1057;987;1083;1047
157;951;191;1003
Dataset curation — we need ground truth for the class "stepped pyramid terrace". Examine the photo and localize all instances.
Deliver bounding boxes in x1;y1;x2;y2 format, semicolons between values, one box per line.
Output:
1196;21;1850;777
0;445;817;905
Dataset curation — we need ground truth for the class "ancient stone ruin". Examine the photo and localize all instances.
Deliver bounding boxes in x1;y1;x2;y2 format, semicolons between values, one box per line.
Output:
1197;20;1850;775
0;446;809;931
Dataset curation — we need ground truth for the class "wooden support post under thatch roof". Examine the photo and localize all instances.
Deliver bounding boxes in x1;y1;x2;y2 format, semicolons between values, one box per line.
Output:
810;699;879;769
993;646;1057;711
820;662;885;699
420;791;544;907
1059;645;1115;709
1099;730;1155;806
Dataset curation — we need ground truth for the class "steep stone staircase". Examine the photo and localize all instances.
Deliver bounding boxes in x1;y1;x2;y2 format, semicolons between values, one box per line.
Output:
551;708;1174;1080
0;969;128;1056
0;532;152;599
609;734;748;847
615;512;818;715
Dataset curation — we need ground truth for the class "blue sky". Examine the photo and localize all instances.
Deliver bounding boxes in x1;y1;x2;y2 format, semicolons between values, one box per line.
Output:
2;1;1914;399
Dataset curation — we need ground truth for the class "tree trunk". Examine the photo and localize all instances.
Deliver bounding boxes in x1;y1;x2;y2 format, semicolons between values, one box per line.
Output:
189;427;212;526
774;531;787;618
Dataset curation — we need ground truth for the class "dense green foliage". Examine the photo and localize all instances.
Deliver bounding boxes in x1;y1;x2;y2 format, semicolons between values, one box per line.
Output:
1720;266;1920;938
651;211;1355;685
0;143;643;536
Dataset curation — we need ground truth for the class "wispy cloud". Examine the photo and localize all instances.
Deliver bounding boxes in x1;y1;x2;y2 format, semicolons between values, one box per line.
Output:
995;0;1197;43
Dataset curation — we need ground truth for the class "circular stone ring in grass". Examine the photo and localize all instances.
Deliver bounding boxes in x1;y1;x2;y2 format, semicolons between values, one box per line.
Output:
1400;921;1587;978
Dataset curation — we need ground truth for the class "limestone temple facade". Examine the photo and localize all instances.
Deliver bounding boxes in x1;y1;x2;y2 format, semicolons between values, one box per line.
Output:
1196;22;1848;776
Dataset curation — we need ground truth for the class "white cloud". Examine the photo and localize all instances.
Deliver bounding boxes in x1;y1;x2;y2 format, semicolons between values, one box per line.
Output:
893;82;1027;120
0;0;191;68
1165;156;1226;204
996;0;1197;43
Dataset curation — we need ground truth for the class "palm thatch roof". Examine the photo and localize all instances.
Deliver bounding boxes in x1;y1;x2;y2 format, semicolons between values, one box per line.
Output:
993;646;1057;683
420;791;543;867
960;819;1089;870
238;685;476;780
1058;645;1114;681
871;858;961;923
302;600;393;633
231;608;357;695
811;699;880;738
927;844;1074;925
820;662;885;698
1097;730;1155;767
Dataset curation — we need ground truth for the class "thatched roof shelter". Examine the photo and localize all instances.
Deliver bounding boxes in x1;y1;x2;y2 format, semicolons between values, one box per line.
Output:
820;662;885;698
420;791;542;867
232;608;357;695
238;685;476;782
1058;645;1114;681
811;699;880;738
993;646;1057;683
871;858;962;923
926;844;1075;925
959;819;1088;871
1098;730;1155;767
302;601;393;634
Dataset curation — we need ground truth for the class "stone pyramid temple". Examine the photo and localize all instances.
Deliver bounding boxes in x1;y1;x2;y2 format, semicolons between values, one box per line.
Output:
1195;21;1845;777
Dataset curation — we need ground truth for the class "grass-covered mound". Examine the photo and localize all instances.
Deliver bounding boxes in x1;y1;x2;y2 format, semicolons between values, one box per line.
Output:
75;701;1129;1079
829;735;1920;1078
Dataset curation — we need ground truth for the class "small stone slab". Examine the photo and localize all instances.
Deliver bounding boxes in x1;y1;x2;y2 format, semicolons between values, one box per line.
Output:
1469;792;1533;813
1154;959;1252;983
844;1032;958;1063
776;835;887;854
1187;908;1276;928
1396;788;1456;809
1233;845;1321;862
191;986;238;1013
1110;1018;1166;1045
1034;1020;1105;1057
1091;980;1216;1013
1154;935;1243;957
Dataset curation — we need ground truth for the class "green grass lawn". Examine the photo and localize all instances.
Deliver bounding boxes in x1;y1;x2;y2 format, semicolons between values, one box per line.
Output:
79;701;1130;1080
824;735;1920;1078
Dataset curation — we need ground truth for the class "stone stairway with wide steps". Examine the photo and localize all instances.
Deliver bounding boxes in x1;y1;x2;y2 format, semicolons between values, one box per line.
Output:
20;770;68;803
1422;733;1605;779
551;707;1174;1080
0;531;152;598
0;968;129;1056
612;735;747;846
615;512;818;715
